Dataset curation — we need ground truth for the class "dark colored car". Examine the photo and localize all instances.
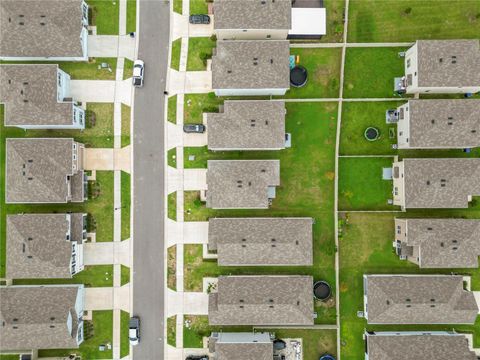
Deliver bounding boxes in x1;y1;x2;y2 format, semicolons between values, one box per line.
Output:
185;356;209;360
189;14;210;24
183;124;206;133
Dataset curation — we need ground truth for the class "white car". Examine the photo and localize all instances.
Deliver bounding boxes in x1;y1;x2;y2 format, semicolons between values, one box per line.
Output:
129;316;140;346
132;60;145;88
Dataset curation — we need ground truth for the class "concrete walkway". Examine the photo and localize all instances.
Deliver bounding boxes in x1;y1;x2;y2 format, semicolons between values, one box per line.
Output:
83;240;131;267
83;147;132;173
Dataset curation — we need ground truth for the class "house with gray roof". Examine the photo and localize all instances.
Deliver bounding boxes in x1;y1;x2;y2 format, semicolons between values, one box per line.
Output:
401;40;480;94
0;64;85;129
207;100;286;151
6;138;86;204
206;160;280;209
363;275;479;325
208;332;273;360
6;213;87;279
212;41;290;96
364;331;477;360
208;217;313;266
0;0;89;61
394;218;480;269
396;99;480;149
0;285;85;351
209;275;314;325
392;158;480;209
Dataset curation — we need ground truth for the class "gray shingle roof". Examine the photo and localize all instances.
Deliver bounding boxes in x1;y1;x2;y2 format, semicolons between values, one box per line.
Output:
209;275;314;325
206;160;280;209
0;64;74;127
0;0;86;58
366;332;477;360
208;217;313;266
212;41;290;90
396;218;480;268
6;213;85;279
207;100;286;150
416;40;480;87
209;332;273;360
400;158;480;208
364;275;479;324
213;0;291;30
0;285;83;351
403;99;480;149
6;138;84;203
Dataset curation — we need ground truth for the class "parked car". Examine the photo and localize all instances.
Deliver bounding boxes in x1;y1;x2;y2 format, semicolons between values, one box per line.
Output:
132;60;145;88
183;124;206;133
185;355;209;360
129;317;140;346
189;14;210;24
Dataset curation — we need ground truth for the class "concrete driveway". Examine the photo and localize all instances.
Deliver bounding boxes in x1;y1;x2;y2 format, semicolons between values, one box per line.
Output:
84;240;131;267
84;286;130;312
70;80;116;102
166;221;208;246
88;35;136;60
83;146;131;173
188;16;215;37
183;169;207;190
168;70;212;95
166;289;209;317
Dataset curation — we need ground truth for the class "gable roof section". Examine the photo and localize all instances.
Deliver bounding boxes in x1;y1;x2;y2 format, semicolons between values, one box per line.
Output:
416;40;480;87
212;41;290;90
207;100;286;150
402;158;480;208
0;64;73;126
365;275;478;324
208;217;313;266
209;276;314;325
213;0;291;30
0;0;86;58
405;99;480;148
0;285;83;350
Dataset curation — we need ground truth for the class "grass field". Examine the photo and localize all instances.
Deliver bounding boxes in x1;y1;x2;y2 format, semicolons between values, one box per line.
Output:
168;246;177;290
187;37;215;71
168;192;177;221
319;0;346;43
121;171;131;240
123;59;134;80
126;0;137;34
348;0;480;42
88;0;119;35
167;316;177;346
121;265;130;286
343;47;406;98
190;0;208;14
168;95;178;124
174;0;183;14
121;104;131;148
120;310;130;358
60;58;118;80
168;148;177;168
171;38;182;71
184;93;222;124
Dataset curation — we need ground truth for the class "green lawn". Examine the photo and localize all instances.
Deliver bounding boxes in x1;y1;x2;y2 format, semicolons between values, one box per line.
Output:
320;0;346;43
120;310;130;358
121;171;131;240
168;95;178;124
168;192;177;221
348;0;480;42
187;37;215;71
174;0;183;14
340;101;404;155
183;102;338;324
285;48;342;99
167;316;177;347
339;212;480;359
184;93;222;124
171;38;182;71
12;265;113;287
60;58;118;80
190;0;207;14
88;0;119;35
168;148;177;168
121;265;130;286
0;355;19;360
126;0;137;34
168;246;177;290
338;157;398;211
343;47;407;98
121;104;131;147
38;310;113;359
123;58;134;80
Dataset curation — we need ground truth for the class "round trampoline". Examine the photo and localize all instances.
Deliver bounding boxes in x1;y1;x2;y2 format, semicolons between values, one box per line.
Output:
319;355;336;360
273;339;286;351
364;127;380;141
290;66;308;87
313;281;332;301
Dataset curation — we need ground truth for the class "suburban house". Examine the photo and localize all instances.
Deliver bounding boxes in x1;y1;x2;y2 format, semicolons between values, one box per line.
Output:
206;160;280;209
392;158;480;209
0;64;86;129
394;218;480;269
6;213;87;279
212;40;290;96
208;275;314;325
208;332;273;360
208;217;313;266
363;274;479;325
0;0;89;61
207;100;287;151
395;99;480;149
364;331;477;360
6;138;86;204
213;0;326;40
0;285;85;351
401;40;480;94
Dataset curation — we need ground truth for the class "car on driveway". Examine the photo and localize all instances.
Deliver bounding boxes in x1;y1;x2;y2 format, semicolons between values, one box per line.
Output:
129;317;140;345
189;14;210;24
183;124;206;133
185;355;209;360
132;60;145;88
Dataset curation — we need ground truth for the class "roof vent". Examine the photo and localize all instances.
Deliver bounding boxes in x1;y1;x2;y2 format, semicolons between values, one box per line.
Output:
261;0;266;4
22;244;25;253
27;255;32;259
426;180;430;185
40;22;45;26
427;227;433;230
253;62;258;66
227;70;232;74
431;119;435;124
19;22;24;25
261;169;266;173
439;58;443;63
472;130;477;133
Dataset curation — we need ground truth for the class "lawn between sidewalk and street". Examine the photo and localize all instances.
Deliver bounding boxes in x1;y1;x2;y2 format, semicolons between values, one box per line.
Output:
181;102;338;326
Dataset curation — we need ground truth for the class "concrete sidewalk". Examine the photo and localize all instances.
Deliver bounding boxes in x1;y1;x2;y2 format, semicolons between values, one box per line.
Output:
84;146;131;173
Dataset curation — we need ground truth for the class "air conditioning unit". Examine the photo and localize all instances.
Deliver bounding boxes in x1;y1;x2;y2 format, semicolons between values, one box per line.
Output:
399;255;407;260
392;144;398;149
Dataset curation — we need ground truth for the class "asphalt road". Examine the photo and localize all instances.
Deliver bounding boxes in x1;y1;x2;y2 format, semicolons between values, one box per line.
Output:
132;0;170;358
